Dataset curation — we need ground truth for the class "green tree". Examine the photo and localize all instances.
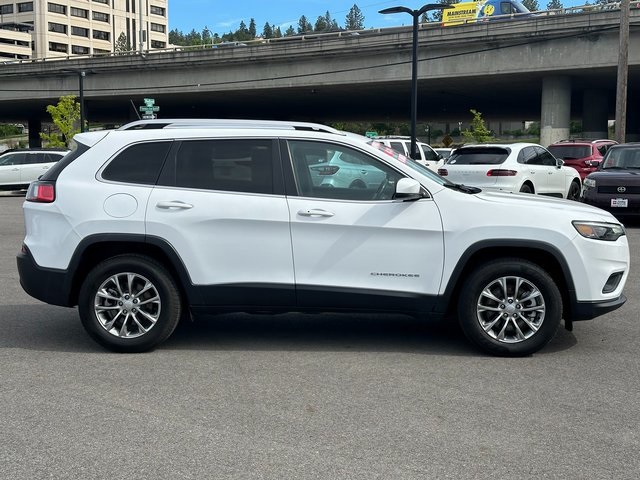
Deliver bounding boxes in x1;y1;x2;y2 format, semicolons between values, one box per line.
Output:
345;4;365;30
298;15;312;33
273;26;283;38
40;95;81;147
314;15;328;31
522;0;540;11
284;25;296;37
546;0;563;9
114;32;131;53
263;22;274;38
202;26;211;45
248;18;257;38
462;109;494;143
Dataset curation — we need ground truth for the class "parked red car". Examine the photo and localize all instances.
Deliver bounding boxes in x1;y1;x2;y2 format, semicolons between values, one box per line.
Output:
548;139;617;180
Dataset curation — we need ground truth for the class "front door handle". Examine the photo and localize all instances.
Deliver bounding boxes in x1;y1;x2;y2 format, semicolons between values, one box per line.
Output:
298;209;335;218
156;201;194;210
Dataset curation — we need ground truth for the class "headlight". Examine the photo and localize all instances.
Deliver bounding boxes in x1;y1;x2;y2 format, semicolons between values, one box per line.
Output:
583;178;596;188
573;221;626;241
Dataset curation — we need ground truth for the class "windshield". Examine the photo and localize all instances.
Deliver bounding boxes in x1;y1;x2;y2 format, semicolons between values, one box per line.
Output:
548;145;591;160
447;147;510;165
601;147;640;169
367;140;448;185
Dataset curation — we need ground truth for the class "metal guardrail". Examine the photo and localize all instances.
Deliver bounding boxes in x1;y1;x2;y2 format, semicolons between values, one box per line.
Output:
1;1;639;66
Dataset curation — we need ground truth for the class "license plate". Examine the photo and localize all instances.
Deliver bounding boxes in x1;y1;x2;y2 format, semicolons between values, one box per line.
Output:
611;198;628;208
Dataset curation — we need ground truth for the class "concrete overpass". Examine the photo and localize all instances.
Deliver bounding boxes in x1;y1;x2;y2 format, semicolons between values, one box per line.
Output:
0;7;639;146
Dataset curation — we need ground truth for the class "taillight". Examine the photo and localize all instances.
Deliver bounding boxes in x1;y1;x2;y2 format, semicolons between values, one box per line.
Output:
438;168;448;176
26;181;56;203
486;169;517;177
312;165;340;176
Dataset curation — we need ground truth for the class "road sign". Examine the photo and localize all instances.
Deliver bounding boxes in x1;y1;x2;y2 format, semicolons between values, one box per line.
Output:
139;106;160;112
142;114;156;120
143;98;155;107
365;131;378;138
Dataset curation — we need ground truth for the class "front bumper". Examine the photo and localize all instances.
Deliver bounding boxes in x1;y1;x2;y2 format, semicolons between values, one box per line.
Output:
571;294;627;321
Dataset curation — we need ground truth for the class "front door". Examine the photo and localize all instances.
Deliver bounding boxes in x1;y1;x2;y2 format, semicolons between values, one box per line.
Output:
283;139;444;312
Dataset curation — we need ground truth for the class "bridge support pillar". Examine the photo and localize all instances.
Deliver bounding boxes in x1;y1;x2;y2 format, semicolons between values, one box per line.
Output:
540;76;571;147
28;118;42;148
582;89;609;139
626;92;640;142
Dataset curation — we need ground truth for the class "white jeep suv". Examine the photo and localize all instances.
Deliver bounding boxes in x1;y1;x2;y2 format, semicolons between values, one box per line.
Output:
17;120;630;356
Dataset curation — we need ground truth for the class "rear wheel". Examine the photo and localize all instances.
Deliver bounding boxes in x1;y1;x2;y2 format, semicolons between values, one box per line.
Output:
567;180;581;201
519;183;533;194
78;255;182;353
457;258;562;356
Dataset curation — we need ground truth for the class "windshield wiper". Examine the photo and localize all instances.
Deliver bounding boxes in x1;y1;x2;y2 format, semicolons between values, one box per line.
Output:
443;183;481;194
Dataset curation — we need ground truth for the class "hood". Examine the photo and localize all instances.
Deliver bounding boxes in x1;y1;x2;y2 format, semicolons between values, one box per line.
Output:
473;189;618;221
587;170;640;183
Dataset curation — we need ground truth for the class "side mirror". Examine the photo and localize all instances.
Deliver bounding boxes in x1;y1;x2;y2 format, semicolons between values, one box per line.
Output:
556;158;564;168
394;178;423;201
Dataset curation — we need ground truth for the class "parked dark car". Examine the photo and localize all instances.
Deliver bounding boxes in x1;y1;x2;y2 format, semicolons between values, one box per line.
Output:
581;143;640;218
548;139;617;180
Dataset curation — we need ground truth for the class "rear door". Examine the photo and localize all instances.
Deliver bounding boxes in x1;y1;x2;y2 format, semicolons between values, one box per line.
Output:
283;138;444;311
146;138;295;307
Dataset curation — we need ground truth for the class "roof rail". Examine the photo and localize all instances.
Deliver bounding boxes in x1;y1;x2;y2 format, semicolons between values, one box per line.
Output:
117;118;344;135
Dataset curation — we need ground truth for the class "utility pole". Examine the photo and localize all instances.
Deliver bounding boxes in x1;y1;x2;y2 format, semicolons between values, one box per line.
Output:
615;0;630;143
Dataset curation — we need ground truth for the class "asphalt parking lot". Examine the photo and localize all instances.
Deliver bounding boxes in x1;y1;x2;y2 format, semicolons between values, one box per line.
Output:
1;192;639;479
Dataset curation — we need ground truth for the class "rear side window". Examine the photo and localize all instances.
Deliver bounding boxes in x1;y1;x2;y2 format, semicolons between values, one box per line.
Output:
102;141;171;185
158;139;274;194
0;152;25;166
447;147;509;165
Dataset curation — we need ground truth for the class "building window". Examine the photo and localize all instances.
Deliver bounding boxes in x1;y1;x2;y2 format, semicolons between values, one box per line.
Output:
93;48;110;54
92;0;110;4
92;11;110;22
150;40;166;49
71;26;89;37
72;45;90;55
150;5;165;16
47;3;67;15
70;7;88;18
0;5;14;15
93;30;110;41
17;2;34;12
48;42;68;53
48;22;67;34
150;23;165;33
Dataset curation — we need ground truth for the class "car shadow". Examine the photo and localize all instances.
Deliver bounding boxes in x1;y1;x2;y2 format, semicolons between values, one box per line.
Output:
0;305;579;356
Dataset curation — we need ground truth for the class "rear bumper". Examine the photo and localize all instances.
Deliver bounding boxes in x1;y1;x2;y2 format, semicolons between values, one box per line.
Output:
16;246;74;307
571;295;627;321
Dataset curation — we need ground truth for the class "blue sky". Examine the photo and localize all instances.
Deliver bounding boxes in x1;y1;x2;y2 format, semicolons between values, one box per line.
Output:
167;0;587;35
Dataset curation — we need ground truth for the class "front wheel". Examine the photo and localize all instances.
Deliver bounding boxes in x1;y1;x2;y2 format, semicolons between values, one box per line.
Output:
78;255;182;353
457;258;562;356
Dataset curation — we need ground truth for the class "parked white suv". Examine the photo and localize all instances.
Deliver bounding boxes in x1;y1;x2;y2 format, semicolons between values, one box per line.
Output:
17;120;629;356
374;136;441;170
0;148;69;190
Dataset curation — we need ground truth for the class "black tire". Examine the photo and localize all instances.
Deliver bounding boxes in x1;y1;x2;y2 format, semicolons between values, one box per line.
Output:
519;183;533;194
567;180;581;201
78;255;182;353
457;258;562;356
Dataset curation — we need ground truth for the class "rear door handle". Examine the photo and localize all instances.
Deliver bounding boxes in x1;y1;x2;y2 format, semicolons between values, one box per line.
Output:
298;209;335;218
156;201;194;210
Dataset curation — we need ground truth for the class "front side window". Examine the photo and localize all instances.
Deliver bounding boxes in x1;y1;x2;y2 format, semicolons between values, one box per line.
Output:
534;147;558;166
287;140;403;201
158;139;274;195
102;142;171;185
0;153;26;166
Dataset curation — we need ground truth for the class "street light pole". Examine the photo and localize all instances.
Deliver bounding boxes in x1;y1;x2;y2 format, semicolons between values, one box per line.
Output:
79;70;86;132
379;4;452;160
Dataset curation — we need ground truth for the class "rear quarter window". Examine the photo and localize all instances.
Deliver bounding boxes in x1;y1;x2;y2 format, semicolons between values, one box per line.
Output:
102;141;172;185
